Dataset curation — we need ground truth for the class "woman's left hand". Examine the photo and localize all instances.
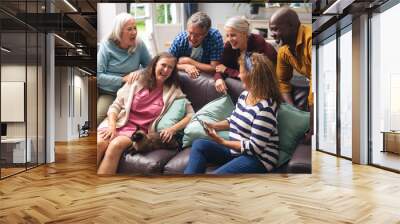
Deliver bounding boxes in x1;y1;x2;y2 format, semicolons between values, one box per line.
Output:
160;127;176;143
205;127;224;144
98;125;117;140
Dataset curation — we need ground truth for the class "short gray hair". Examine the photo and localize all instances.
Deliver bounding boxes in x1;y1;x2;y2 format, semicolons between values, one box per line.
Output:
108;13;136;47
187;12;211;31
224;16;250;34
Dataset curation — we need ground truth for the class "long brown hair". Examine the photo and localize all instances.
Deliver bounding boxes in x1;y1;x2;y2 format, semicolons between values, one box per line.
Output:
238;52;282;106
141;52;179;90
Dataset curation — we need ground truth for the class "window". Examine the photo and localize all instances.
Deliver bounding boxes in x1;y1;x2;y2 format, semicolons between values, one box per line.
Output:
155;3;172;24
155;3;179;25
0;1;46;179
127;3;181;56
339;27;352;158
316;26;352;159
130;4;148;19
370;3;400;171
152;3;181;53
317;35;337;155
390;75;400;129
129;3;150;33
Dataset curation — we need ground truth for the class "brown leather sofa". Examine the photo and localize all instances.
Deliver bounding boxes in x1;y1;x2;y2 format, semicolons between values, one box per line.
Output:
117;72;311;174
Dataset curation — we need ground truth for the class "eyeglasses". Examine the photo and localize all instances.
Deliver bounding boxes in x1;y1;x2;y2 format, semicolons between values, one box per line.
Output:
187;31;207;39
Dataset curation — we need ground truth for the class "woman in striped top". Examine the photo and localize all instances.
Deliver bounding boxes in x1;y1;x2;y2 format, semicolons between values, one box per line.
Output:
184;53;281;174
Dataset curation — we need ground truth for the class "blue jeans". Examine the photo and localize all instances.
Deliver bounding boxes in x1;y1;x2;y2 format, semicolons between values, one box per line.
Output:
184;139;268;174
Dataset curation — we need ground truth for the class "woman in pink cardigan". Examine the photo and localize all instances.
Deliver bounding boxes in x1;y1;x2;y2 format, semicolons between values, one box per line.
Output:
97;52;194;175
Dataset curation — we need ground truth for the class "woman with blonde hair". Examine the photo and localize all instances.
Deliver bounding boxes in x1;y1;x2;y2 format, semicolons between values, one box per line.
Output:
214;16;276;93
97;12;152;125
185;53;281;174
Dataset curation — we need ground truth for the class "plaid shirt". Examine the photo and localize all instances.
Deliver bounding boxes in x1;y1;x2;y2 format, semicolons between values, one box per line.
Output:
169;28;224;64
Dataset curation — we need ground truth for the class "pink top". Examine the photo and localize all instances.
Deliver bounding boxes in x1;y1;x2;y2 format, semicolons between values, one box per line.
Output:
103;87;164;138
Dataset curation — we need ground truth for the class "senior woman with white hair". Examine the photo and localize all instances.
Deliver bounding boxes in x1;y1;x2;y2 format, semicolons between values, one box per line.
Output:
214;16;277;93
97;12;152;125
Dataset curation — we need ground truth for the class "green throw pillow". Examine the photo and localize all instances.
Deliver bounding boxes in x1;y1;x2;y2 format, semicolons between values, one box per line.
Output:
156;98;187;132
182;95;235;148
277;103;310;167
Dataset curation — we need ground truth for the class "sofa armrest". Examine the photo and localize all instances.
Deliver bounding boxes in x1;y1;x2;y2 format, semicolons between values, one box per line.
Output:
287;143;311;173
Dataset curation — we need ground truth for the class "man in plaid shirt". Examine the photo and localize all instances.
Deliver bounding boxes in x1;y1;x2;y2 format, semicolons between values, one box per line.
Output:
169;12;224;79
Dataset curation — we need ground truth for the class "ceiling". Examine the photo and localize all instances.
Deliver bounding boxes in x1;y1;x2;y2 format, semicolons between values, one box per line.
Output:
0;0;98;73
312;0;391;43
1;0;394;73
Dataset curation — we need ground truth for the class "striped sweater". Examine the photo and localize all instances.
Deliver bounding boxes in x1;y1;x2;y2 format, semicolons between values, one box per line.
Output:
227;91;279;171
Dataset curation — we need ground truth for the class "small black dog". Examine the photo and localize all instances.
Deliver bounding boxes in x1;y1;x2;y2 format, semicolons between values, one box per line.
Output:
128;129;178;154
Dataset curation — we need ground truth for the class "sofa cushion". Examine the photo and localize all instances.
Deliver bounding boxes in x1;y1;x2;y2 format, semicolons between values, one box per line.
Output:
163;148;218;174
287;144;311;173
224;77;245;105
163;148;191;174
277;103;310;167
182;95;234;148
156;98;187;132
178;72;223;111
117;149;177;174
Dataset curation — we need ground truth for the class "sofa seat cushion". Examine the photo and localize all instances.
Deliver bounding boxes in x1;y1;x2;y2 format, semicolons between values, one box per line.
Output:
118;149;178;174
163;148;218;174
163;148;191;174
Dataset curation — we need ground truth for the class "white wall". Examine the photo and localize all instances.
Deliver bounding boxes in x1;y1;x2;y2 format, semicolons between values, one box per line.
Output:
73;72;89;138
55;66;68;141
198;3;249;31
97;3;127;43
54;67;89;141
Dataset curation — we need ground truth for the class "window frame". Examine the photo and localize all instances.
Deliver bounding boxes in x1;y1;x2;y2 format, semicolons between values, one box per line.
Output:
315;22;353;161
